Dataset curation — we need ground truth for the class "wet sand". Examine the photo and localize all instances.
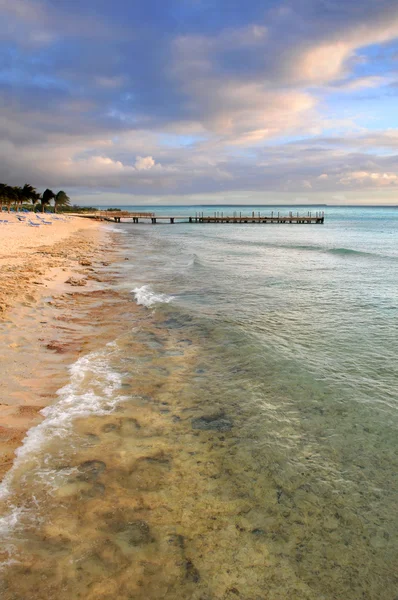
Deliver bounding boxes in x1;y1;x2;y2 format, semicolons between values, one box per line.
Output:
0;218;110;480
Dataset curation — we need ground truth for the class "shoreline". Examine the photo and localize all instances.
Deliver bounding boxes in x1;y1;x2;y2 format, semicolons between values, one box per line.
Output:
0;217;120;481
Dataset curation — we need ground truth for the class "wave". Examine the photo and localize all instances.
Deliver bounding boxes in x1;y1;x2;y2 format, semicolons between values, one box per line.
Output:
0;346;124;505
326;247;373;257
221;237;388;259
186;253;201;268
133;285;174;307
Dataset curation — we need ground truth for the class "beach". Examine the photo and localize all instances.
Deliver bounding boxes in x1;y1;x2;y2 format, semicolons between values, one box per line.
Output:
0;215;101;317
0;206;397;599
0;215;107;481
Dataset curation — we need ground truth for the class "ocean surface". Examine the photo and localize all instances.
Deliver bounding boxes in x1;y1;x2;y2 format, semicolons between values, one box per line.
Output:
1;205;397;599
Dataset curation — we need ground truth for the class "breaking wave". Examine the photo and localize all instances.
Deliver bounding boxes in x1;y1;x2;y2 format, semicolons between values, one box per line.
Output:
133;285;174;307
0;346;124;505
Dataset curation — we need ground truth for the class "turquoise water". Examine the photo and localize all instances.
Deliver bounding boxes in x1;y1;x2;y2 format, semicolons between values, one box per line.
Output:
1;206;397;599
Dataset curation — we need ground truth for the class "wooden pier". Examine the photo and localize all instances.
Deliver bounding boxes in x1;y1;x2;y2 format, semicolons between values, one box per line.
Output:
72;210;325;225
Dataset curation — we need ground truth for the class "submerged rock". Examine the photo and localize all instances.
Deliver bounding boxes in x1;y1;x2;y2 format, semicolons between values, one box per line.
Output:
102;423;120;433
191;412;233;432
185;559;200;583
77;459;106;481
251;528;266;536
125;520;153;546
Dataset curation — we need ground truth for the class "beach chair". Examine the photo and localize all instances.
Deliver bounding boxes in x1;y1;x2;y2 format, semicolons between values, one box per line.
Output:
36;215;52;225
28;220;40;227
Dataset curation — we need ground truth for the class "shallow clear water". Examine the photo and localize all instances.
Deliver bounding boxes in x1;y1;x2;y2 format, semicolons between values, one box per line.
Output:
1;206;397;599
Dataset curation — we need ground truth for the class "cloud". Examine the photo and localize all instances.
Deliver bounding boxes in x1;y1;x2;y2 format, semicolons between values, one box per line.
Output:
171;35;318;142
1;0;398;202
339;170;398;186
134;156;156;171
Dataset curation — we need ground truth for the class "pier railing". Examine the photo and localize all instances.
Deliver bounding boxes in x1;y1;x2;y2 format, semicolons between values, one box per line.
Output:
70;210;325;225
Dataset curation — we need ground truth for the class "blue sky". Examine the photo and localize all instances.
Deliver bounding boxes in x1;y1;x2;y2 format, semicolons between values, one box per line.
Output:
1;0;398;205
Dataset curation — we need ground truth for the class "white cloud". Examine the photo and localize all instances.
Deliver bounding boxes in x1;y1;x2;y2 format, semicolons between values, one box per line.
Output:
340;171;398;186
134;156;156;171
290;13;398;84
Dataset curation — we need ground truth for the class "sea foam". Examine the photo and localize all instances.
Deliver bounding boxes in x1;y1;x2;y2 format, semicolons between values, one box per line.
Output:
0;346;124;504
133;285;174;307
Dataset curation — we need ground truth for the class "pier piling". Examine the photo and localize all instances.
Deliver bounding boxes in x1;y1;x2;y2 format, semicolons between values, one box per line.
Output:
71;210;325;225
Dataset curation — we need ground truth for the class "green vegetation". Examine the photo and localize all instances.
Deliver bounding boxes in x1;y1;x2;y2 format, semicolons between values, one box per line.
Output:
0;183;71;213
59;205;99;213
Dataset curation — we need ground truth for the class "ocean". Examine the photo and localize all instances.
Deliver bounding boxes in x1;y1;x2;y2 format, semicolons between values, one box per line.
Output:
1;205;397;599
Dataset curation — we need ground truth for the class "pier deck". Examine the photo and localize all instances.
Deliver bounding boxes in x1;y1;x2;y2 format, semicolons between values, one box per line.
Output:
71;210;325;224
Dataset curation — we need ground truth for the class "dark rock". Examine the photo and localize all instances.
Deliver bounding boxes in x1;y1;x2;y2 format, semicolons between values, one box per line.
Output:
125;520;153;546
77;460;106;482
168;534;185;549
251;528;266;536
144;452;171;465
185;559;200;583
192;412;233;432
102;423;119;433
163;317;184;329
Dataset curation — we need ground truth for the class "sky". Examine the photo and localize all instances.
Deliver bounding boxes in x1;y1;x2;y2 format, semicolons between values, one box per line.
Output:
1;0;398;206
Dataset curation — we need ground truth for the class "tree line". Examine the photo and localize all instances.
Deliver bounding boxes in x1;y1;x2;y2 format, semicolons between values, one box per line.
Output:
0;183;71;213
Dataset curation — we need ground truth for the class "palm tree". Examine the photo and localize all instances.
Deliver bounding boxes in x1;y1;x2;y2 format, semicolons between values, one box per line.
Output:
3;185;17;213
41;188;55;213
0;183;7;212
13;186;27;211
0;183;71;214
21;183;41;209
54;190;70;213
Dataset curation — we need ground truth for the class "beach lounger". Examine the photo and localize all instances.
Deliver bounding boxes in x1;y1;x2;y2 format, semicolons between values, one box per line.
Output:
28;220;40;227
36;215;52;225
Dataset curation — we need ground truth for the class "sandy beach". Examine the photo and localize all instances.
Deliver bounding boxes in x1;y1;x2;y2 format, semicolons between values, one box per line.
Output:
0;215;111;480
0;215;101;316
